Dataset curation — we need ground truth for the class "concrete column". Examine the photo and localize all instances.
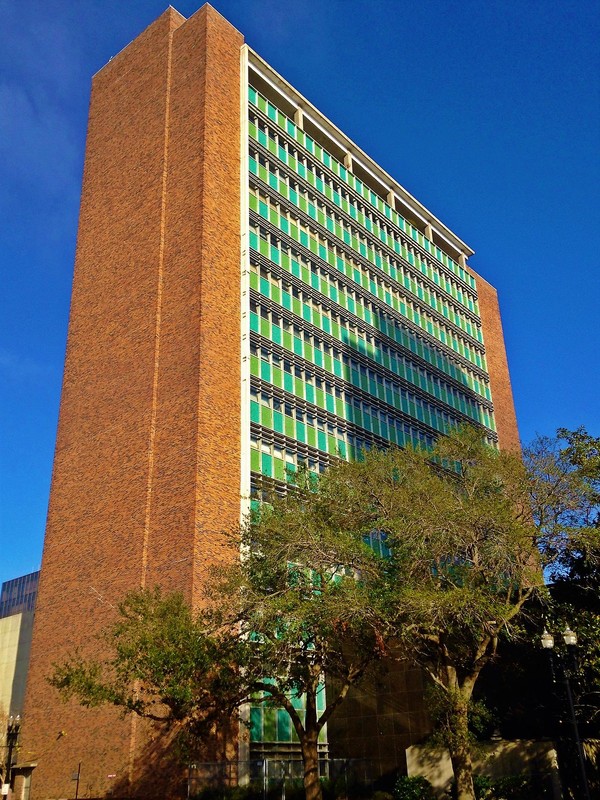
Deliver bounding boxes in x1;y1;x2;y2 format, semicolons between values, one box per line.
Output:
294;107;303;127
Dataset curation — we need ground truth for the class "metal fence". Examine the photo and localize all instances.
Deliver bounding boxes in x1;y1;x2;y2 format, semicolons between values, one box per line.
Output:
187;758;396;799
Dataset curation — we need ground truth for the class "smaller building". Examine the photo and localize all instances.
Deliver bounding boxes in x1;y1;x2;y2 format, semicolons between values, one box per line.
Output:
0;572;39;620
0;572;39;797
0;571;39;721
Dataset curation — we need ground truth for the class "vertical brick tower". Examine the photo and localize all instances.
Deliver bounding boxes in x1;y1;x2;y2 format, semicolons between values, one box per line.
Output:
22;4;519;798
22;7;244;798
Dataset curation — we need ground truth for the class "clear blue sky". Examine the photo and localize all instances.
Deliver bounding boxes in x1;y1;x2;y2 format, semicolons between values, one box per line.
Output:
1;0;599;585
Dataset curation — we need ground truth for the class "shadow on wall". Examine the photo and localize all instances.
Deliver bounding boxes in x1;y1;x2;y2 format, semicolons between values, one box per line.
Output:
10;612;35;717
406;740;562;800
100;735;188;800
49;721;238;800
326;655;431;777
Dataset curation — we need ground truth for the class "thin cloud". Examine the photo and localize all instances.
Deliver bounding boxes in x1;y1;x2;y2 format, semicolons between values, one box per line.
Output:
0;3;86;209
0;348;55;384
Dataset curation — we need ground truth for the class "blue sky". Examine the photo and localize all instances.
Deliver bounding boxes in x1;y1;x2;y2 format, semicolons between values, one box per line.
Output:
1;0;599;585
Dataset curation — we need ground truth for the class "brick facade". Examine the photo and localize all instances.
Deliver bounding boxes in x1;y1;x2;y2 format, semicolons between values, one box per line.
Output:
21;7;243;798
471;272;520;452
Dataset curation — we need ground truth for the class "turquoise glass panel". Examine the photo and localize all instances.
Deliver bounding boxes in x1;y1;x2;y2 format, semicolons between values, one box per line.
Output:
277;709;292;742
250;707;263;742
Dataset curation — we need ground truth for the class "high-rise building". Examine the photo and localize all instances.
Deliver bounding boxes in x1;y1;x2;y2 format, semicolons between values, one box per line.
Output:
22;5;518;798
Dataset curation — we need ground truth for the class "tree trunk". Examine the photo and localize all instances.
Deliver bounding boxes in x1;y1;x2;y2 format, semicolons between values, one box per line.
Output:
449;698;475;800
451;747;475;800
300;731;322;800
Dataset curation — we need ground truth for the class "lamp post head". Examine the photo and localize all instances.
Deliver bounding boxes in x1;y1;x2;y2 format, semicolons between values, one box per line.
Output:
541;629;555;649
6;715;21;735
563;626;577;647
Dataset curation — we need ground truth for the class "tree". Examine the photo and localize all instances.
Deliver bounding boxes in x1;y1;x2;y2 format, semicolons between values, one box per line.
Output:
49;590;258;755
525;427;600;583
525;428;600;707
527;428;600;743
320;427;543;800
217;472;392;800
50;474;391;800
475;429;600;799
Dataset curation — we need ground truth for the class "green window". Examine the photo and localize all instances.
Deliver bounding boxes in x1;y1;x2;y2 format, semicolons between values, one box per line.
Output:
263;708;277;740
261;453;273;477
296;422;306;443
277;709;292;741
250;707;262;741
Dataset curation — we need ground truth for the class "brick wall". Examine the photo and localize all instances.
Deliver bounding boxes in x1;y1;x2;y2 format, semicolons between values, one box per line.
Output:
21;7;243;798
473;272;520;452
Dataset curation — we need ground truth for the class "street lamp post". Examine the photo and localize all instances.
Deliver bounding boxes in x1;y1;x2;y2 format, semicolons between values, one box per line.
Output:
4;715;21;795
541;626;591;800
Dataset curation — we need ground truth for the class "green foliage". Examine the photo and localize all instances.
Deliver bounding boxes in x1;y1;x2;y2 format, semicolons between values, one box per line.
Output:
426;685;495;749
473;429;600;742
331;426;541;649
222;465;392;723
49;587;257;739
548;430;600;735
393;775;436;800
324;426;555;800
524;427;600;582
472;773;551;800
523;428;600;734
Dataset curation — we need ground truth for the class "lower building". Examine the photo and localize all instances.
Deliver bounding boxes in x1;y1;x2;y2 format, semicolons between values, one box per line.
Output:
21;5;518;798
0;572;39;799
0;572;39;723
